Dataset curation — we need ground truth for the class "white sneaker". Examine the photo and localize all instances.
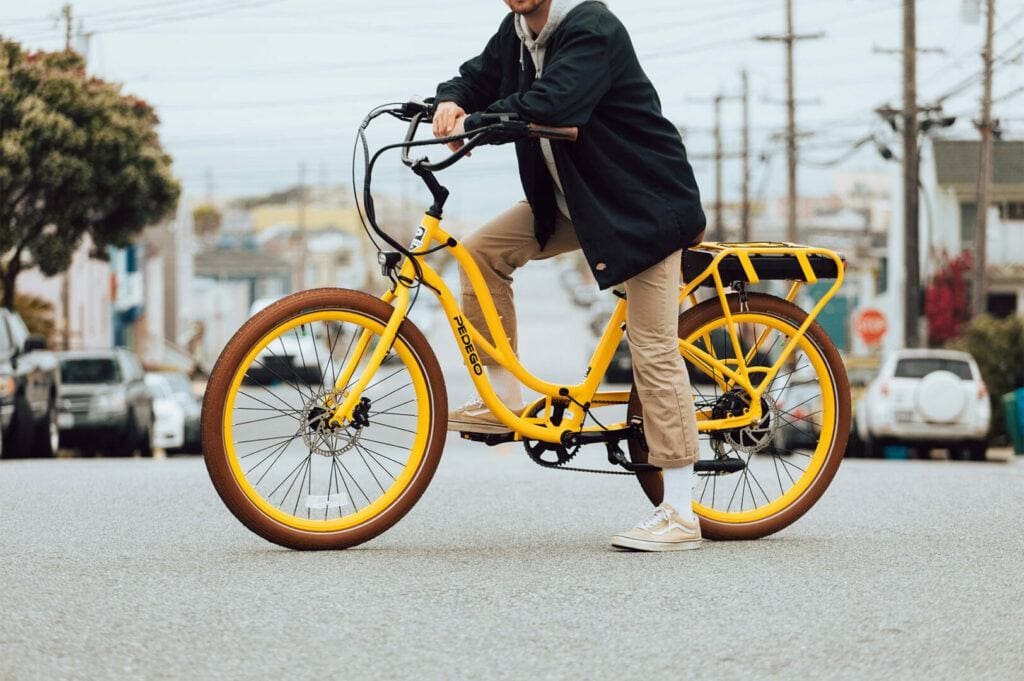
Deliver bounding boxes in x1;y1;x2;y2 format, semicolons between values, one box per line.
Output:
611;503;702;552
447;398;520;434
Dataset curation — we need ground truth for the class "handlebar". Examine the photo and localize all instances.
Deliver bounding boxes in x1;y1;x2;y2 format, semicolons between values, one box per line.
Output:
397;104;578;172
354;101;578;270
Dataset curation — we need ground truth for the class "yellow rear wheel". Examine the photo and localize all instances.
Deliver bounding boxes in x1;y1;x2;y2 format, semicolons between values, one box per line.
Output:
628;293;850;540
202;288;447;550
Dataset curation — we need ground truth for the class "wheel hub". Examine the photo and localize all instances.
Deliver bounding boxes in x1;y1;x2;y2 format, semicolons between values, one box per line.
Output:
301;392;364;457
712;388;779;455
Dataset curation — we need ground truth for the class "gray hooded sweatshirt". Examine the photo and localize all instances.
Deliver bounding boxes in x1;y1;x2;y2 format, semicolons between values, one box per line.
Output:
515;0;603;219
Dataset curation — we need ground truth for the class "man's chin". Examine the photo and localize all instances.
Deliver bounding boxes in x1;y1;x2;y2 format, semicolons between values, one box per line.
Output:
506;0;545;15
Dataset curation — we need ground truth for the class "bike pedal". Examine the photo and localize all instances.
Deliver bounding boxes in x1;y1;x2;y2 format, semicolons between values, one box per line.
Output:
460;431;516;446
606;442;662;473
695;457;747;475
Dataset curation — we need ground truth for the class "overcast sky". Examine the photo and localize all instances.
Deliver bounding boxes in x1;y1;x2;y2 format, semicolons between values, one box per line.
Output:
3;0;1022;224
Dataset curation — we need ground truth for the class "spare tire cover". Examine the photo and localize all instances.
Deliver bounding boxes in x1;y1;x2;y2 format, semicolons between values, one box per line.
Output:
915;370;966;423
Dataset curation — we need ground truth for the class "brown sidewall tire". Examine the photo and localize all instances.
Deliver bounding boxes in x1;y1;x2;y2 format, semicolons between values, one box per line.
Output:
627;292;851;540
201;288;448;550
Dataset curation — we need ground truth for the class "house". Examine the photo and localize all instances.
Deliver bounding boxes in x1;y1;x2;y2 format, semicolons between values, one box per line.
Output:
925;139;1024;317
880;137;1024;350
192;245;292;372
16;236;113;350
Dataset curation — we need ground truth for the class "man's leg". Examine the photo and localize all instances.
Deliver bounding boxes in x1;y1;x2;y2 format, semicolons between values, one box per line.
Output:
450;201;579;432
611;250;702;551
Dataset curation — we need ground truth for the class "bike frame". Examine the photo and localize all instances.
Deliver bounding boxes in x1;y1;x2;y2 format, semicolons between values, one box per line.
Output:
328;209;845;446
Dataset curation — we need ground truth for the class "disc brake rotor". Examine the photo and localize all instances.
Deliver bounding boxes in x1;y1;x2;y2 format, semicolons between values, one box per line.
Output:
712;388;779;455
302;392;363;457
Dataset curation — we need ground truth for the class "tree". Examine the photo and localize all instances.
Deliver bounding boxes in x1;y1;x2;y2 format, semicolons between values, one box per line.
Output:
949;314;1024;443
924;250;972;346
192;203;223;237
13;292;56;342
0;39;180;310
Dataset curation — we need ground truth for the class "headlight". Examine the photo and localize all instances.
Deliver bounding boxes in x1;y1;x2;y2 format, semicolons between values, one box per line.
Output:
0;375;15;399
93;390;127;413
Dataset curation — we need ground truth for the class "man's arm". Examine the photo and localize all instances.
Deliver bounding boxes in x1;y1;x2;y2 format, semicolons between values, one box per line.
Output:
465;24;611;131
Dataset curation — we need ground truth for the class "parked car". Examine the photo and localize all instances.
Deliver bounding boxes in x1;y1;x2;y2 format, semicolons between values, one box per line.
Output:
144;373;185;451
0;309;61;459
856;349;991;460
844;356;882;458
155;371;202;453
57;349;154;457
246;297;325;385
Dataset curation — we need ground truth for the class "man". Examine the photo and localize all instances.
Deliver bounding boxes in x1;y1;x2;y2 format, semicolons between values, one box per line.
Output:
434;0;706;551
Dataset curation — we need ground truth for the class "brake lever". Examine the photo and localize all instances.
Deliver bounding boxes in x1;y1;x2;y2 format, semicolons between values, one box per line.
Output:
397;98;434;121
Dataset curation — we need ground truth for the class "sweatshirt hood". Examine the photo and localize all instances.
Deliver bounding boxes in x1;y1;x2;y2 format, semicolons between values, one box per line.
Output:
515;1;604;58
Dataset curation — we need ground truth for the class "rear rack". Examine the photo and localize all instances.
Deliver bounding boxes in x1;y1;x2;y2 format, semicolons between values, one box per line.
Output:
683;242;845;287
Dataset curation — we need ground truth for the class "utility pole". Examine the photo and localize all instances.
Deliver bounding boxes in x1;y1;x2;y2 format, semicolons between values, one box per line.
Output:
902;0;922;347
740;69;752;242
757;0;823;244
60;3;75;349
874;3;947;347
972;0;996;317
61;4;73;51
713;95;725;241
690;90;743;241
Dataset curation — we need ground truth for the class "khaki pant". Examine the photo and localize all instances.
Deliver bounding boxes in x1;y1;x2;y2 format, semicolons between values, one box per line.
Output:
459;201;700;468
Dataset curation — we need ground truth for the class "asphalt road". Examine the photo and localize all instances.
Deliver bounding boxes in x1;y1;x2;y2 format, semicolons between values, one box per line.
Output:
3;259;1023;680
3;448;1024;680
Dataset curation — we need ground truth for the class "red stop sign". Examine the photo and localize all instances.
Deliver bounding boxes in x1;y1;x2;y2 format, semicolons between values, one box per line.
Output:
855;308;888;346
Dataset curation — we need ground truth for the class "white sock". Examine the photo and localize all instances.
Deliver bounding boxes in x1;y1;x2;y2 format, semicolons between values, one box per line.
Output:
662;464;696;522
486;365;524;408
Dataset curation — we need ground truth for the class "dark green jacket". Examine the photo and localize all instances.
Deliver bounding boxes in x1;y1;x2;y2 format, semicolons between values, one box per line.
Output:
435;2;705;288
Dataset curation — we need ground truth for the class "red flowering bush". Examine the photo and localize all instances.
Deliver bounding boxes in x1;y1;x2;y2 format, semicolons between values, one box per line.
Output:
925;250;973;346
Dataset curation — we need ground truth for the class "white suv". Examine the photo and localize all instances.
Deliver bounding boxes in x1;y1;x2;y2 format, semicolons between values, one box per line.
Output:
856;349;991;460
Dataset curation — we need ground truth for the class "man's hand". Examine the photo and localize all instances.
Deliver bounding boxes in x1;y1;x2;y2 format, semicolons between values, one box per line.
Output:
433;101;470;155
433;101;465;137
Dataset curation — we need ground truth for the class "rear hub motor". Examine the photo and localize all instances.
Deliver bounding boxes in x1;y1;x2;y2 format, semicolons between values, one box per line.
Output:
712;388;778;455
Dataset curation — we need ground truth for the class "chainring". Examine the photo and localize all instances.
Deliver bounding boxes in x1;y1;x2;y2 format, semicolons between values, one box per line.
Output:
522;399;577;467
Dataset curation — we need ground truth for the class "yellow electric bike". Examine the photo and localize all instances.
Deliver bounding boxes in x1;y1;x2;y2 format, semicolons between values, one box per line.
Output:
201;102;851;550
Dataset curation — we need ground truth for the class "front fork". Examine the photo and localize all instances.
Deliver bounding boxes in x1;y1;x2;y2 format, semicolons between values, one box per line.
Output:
327;285;410;427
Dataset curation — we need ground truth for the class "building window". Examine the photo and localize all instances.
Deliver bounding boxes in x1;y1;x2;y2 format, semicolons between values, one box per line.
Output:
988;292;1018;319
998;202;1024;221
960;202;976;246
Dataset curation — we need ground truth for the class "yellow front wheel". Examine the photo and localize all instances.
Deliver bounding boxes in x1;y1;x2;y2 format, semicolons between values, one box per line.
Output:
627;293;851;540
202;288;447;550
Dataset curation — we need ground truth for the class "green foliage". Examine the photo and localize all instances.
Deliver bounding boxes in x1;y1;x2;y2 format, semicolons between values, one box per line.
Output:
14;292;56;343
948;315;1024;443
0;38;180;308
192;203;223;236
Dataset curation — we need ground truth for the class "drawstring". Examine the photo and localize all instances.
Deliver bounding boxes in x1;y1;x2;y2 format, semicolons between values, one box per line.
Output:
520;41;525;71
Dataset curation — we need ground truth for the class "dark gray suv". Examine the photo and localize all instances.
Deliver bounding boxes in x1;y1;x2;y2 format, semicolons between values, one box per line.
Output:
57;349;154;457
0;309;60;459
